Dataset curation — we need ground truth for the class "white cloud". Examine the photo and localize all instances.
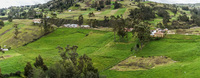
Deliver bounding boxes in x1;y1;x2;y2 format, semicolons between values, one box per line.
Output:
149;0;200;4
0;0;50;8
1;0;200;9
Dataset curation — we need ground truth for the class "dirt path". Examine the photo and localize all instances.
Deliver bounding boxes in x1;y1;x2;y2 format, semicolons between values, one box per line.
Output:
110;9;119;15
0;28;13;36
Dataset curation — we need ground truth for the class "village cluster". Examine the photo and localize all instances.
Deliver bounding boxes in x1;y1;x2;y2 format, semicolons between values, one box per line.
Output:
33;19;91;28
33;19;169;38
150;28;168;37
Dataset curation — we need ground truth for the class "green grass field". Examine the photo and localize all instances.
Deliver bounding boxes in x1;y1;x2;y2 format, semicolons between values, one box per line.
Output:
0;28;135;74
2;27;200;78
101;34;200;78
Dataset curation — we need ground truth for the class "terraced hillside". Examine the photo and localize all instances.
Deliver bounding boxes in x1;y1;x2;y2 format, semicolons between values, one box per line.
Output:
0;20;44;48
101;34;200;78
0;28;135;74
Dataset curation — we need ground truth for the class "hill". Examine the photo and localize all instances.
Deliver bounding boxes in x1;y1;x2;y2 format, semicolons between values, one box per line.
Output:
2;27;200;78
102;34;200;78
0;20;44;48
1;0;200;78
0;28;135;75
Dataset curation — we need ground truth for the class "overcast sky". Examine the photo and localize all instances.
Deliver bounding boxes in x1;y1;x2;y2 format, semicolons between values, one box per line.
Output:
0;0;50;8
0;0;200;9
149;0;200;4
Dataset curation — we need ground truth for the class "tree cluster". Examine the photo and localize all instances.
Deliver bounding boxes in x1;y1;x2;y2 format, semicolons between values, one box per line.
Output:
23;45;99;78
178;14;189;22
0;20;4;27
129;4;155;20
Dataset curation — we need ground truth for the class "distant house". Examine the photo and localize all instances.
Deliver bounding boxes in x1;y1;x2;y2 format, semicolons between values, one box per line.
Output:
0;48;8;51
124;28;134;32
81;25;90;28
151;28;168;38
33;19;42;24
64;24;79;28
2;49;8;51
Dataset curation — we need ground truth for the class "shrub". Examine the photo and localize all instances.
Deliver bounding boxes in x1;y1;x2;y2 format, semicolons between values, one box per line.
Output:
0;20;4;26
24;62;33;77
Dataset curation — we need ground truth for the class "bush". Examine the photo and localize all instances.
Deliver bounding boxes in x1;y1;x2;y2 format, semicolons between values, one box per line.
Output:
178;14;189;22
24;62;33;77
0;20;4;26
75;4;80;7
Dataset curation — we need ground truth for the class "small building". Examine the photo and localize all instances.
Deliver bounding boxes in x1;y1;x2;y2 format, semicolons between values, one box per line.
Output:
154;31;164;37
81;25;90;28
71;24;79;28
151;28;168;38
0;48;8;51
64;24;79;28
33;19;42;24
124;28;134;32
64;24;71;27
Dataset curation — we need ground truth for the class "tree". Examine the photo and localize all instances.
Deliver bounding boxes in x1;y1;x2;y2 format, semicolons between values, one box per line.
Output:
51;11;57;18
8;15;13;22
99;1;105;8
182;6;189;11
88;12;95;17
77;54;99;78
0;20;4;26
178;14;189;22
129;5;155;20
132;22;151;49
43;14;51;34
0;68;3;78
157;23;165;29
135;0;141;2
105;0;111;5
24;62;33;77
41;45;99;78
34;55;48;71
78;15;83;25
114;1;122;9
103;16;109;27
157;9;169;17
117;18;127;38
110;15;117;41
13;24;19;39
89;19;97;28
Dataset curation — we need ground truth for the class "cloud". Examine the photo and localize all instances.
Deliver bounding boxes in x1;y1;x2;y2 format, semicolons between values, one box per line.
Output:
149;0;200;4
0;0;50;8
1;0;200;9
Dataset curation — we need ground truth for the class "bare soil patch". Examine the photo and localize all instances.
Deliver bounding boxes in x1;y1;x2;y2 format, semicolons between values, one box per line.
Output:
0;55;12;60
110;56;175;71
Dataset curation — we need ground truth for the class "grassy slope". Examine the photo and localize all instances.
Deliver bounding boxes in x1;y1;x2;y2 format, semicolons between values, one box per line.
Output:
0;28;135;74
0;20;44;48
101;34;200;78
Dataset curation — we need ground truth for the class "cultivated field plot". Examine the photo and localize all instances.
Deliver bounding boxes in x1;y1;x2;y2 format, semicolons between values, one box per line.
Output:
0;28;134;74
57;8;127;20
0;20;44;48
101;34;200;78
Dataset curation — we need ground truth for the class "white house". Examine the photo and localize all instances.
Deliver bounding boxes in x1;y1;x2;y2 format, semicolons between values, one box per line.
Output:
81;25;90;28
64;24;79;28
151;28;168;37
1;48;8;51
33;19;41;24
71;24;79;28
150;30;157;36
64;24;71;27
